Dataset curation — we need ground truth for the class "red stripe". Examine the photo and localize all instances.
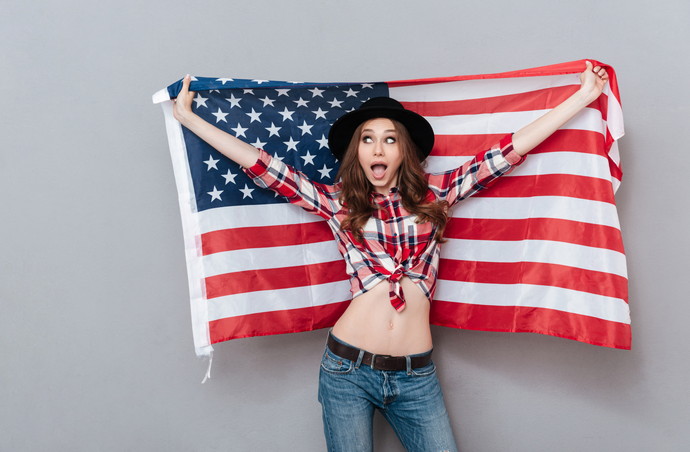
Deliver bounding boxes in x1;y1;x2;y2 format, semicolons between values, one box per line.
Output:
437;259;628;301
445;218;625;253
401;86;608;117
388;59;620;105
402;86;576;115
431;129;606;157
389;60;598;86
205;260;348;299
430;300;631;349
209;301;350;343
473;174;615;203
201;221;333;255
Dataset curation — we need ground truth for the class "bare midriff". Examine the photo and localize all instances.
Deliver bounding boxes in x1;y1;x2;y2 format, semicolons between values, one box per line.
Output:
331;276;433;356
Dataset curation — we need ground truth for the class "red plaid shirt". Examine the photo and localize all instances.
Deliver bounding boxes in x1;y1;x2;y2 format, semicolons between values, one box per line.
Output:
244;134;524;312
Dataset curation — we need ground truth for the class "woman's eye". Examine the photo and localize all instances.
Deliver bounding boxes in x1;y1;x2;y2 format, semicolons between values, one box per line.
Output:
362;136;373;143
385;137;396;144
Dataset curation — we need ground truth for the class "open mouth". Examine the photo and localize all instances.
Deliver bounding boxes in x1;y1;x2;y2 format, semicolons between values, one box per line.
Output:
371;163;388;180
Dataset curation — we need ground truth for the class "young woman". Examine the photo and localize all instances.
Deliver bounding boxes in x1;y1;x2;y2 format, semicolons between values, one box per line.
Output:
173;62;609;452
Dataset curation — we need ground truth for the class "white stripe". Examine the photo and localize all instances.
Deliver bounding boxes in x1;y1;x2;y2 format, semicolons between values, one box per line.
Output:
197;195;621;234
207;280;352;321
442;238;627;277
426;151;613;181
609;141;622;193
450;195;621;229
434;280;630;324
389;74;580;102
198;202;324;234
603;84;625;140
426;108;604;136
203;241;343;276
161;100;212;357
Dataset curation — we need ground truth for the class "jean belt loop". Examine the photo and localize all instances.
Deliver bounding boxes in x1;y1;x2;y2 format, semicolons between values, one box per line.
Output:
355;349;365;369
405;355;412;375
369;353;376;370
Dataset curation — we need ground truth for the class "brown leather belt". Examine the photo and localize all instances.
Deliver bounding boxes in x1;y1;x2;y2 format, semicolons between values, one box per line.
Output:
327;333;432;371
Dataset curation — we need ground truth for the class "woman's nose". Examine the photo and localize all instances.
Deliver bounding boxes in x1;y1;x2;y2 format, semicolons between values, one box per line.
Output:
373;141;383;155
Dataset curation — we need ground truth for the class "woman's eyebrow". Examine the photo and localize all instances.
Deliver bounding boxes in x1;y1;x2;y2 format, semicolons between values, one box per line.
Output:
361;128;397;133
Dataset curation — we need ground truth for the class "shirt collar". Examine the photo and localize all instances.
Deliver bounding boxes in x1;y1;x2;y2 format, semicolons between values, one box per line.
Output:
370;186;399;200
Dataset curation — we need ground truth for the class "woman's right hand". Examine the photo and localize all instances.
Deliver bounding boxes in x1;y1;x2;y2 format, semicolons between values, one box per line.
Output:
168;74;260;168
172;74;196;125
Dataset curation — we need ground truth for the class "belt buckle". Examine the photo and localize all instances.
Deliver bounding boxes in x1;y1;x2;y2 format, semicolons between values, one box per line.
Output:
373;354;393;370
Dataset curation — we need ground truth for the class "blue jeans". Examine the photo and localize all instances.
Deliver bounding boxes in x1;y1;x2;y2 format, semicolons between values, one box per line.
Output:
318;334;458;452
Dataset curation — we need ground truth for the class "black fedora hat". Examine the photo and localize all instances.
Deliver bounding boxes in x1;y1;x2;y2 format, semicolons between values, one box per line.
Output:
327;97;434;161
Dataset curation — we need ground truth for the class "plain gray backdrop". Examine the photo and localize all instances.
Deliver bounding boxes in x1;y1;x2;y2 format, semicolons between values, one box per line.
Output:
2;0;688;451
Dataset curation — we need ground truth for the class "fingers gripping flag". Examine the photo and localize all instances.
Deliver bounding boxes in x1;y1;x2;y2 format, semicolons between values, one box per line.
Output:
153;60;629;357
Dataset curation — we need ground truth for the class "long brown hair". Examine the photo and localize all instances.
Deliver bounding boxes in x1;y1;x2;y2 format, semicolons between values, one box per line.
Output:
337;119;448;242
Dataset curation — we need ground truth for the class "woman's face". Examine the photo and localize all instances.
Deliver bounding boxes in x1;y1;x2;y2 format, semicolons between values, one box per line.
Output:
356;118;403;195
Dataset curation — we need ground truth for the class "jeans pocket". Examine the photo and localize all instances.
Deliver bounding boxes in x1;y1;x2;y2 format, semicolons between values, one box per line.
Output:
320;348;354;375
410;361;436;377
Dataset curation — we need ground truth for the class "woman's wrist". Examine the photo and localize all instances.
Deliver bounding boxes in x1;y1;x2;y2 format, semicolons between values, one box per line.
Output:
575;85;602;106
175;109;199;128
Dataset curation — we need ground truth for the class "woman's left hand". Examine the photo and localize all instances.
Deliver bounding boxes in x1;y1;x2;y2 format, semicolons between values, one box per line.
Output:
579;61;609;104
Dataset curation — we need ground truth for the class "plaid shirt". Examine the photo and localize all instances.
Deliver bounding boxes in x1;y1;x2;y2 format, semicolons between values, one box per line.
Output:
244;134;524;312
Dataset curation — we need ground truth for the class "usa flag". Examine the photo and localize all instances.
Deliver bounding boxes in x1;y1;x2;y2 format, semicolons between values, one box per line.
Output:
153;60;629;357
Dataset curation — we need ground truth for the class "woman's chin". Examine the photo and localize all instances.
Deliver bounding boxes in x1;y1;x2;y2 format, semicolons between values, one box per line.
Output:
368;178;393;194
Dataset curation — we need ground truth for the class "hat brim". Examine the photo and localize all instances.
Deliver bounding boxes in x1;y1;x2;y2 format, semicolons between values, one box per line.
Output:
328;106;434;161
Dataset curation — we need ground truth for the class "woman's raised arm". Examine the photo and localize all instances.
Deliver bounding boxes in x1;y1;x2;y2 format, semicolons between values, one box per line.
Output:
172;74;260;168
512;61;610;156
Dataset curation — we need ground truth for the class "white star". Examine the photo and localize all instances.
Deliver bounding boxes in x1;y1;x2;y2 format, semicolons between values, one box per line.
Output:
212;108;229;123
252;79;268;84
328;98;343;108
251;137;267;148
344;88;360;97
361;83;374;89
312;107;328;119
284;137;300;151
231;123;248;138
297;121;314;136
209;89;220;94
300;151;316;166
278;108;295;121
266;122;282;137
293;97;309;108
273;154;285;162
308;87;325;97
239;184;255;199
221;170;237;184
193;94;208;108
259;96;275;107
207;186;223;201
317;165;333;180
190;76;199;81
288;81;303;84
246;108;262;123
275;89;290;97
316;134;329;149
216;78;234;84
243;89;254;94
225;94;242;108
204;155;220;170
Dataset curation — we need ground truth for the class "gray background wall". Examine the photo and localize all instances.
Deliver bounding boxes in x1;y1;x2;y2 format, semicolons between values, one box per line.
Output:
2;0;688;451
